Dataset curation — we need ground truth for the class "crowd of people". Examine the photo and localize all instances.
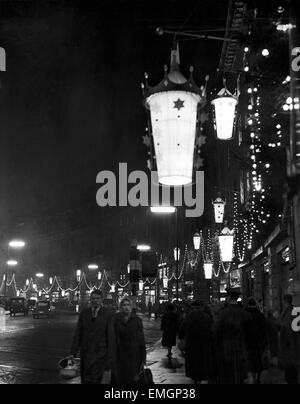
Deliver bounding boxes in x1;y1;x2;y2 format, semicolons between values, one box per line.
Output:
68;288;300;384
160;289;300;384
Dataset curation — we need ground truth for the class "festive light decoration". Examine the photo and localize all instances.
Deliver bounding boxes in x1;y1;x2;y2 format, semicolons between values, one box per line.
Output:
143;45;206;185
219;227;234;262
174;247;180;261
9;240;25;248
211;83;238;140
204;261;213;279
193;231;201;250
213;196;226;223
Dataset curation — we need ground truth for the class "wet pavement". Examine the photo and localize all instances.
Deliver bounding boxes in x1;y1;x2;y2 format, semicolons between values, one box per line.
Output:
0;311;161;384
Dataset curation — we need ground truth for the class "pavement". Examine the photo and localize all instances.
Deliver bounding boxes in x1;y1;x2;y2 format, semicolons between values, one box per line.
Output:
146;339;193;384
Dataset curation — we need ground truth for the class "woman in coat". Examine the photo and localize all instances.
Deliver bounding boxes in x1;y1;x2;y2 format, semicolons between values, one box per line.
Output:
161;303;178;359
113;297;146;384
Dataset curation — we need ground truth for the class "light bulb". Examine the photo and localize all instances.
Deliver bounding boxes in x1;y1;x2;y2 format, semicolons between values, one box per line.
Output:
262;49;269;56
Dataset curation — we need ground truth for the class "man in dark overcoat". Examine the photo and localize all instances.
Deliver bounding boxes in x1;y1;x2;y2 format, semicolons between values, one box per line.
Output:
70;289;116;384
214;288;252;384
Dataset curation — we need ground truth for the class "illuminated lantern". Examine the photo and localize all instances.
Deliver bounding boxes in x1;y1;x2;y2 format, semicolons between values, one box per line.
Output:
139;280;144;292
213;197;226;223
219;227;234;262
97;271;102;281
163;278;168;289
174;247;180;261
26;278;30;286
143;45;206;186
193;231;201;250
16;290;20;297
204;261;213;279
110;284;116;293
61;290;65;297
211;85;238;140
49;277;53;285
76;269;81;282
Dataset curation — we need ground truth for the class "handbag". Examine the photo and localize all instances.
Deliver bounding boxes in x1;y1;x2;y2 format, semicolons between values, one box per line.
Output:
138;367;154;384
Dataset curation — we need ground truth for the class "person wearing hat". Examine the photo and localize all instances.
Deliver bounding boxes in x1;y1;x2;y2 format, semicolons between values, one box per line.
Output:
214;288;253;384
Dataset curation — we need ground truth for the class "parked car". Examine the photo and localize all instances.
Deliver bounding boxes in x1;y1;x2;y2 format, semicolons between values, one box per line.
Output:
9;297;28;316
27;299;37;312
32;300;54;319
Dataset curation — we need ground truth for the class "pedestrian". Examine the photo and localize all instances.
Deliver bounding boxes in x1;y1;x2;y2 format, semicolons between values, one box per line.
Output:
214;288;253;384
180;300;215;384
245;297;267;383
148;301;153;318
70;289;115;384
278;294;300;384
112;297;146;384
264;309;279;366
161;303;178;359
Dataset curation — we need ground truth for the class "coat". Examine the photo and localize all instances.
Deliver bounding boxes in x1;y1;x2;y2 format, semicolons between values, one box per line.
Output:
113;312;146;384
214;304;252;384
181;308;214;382
70;306;115;384
161;311;178;347
245;307;267;374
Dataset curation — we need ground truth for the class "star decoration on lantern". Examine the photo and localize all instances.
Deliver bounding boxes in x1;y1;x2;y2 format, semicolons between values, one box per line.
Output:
142;134;151;147
199;111;209;124
195;135;207;147
194;156;204;169
173;98;185;110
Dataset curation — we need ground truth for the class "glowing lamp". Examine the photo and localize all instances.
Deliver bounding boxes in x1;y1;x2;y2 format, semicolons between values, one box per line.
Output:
204;261;213;279
144;46;205;186
97;271;102;281
213;197;226;223
76;269;81;281
174;247;180;261
193;231;201;250
26;279;30;286
211;87;238;140
163;278;168;288
49;277;53;285
139;280;144;291
219;227;234;262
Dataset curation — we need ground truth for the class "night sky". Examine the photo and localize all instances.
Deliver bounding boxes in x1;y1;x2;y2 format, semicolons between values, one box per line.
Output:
0;0;237;275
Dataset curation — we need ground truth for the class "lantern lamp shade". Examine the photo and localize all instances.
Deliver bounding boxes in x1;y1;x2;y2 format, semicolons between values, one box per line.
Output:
219;227;234;262
213;197;226;223
49;277;53;285
97;271;102;281
174;247;180;261
204;261;213;279
16;290;20;297
139;280;144;291
61;290;65;297
111;284;116;293
76;270;81;277
211;88;238;140
26;278;30;286
147;90;201;185
163;278;168;288
193;231;201;250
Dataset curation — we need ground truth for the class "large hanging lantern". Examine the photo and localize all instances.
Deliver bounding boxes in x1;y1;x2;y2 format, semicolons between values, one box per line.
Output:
213;197;226;223
211;86;238;140
143;45;206;186
193;231;201;250
204;261;213;279
219;227;234;262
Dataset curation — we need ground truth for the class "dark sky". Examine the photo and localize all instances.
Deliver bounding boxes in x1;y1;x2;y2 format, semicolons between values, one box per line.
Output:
0;0;229;273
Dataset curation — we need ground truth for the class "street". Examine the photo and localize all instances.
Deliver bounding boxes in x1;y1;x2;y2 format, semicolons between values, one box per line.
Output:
0;311;161;384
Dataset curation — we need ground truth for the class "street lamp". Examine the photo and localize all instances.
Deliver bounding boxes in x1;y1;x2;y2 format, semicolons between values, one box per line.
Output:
143;46;206;186
76;269;81;282
137;244;151;251
8;240;26;248
193;231;201;250
88;264;98;270
204;261;213;280
213;197;226;223
219;227;235;262
211;84;238;140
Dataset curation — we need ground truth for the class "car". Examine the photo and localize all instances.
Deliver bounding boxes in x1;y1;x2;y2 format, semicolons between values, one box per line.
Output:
9;297;28;317
32;300;53;319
